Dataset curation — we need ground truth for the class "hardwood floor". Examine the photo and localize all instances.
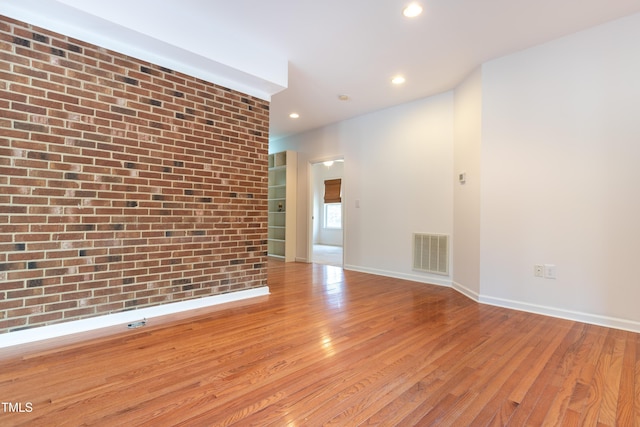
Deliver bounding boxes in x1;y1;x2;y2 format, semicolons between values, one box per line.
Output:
0;260;638;426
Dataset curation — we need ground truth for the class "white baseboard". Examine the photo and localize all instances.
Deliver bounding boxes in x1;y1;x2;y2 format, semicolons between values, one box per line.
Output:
452;279;640;333
478;294;640;334
344;264;452;288
452;281;481;302
349;269;640;334
0;287;270;349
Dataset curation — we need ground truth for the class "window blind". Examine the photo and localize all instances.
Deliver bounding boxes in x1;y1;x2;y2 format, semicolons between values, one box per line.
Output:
324;179;342;203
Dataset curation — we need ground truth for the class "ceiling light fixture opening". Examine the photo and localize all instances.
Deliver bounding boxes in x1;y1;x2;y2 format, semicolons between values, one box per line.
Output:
391;75;406;85
289;113;300;119
403;3;423;18
338;94;350;101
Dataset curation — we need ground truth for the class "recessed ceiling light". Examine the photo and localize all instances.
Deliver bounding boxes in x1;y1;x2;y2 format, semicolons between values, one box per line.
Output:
338;94;350;101
403;3;423;18
391;75;406;85
289;113;300;119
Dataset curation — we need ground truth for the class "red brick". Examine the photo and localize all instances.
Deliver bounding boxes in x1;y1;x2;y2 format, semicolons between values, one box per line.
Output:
0;318;27;330
63;307;95;318
49;74;82;89
0;15;269;333
28;312;63;324
47;91;79;105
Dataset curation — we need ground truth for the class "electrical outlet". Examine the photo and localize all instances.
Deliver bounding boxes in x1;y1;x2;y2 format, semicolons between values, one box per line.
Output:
544;264;557;279
534;265;544;278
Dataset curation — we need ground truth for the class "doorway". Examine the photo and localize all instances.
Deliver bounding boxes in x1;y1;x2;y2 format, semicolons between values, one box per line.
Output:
309;159;344;267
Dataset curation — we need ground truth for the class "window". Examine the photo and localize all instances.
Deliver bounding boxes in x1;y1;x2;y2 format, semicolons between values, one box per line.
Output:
324;203;342;229
323;178;342;229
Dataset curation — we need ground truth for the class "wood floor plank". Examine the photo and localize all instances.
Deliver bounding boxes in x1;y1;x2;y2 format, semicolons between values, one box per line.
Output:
541;323;596;426
471;328;560;424
0;260;638;426
506;318;574;406
416;316;550;425
563;328;609;423
635;335;640;426
579;329;618;426
597;332;626;426
357;308;515;425
615;331;636;427
464;320;571;426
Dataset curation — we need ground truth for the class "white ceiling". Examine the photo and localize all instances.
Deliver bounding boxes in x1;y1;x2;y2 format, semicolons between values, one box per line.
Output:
3;0;640;141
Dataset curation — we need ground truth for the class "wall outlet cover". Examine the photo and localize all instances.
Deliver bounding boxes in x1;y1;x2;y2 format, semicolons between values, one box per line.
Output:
544;264;557;279
534;265;544;277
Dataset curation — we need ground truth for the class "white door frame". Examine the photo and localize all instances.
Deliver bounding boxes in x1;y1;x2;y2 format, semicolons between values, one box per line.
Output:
307;156;345;266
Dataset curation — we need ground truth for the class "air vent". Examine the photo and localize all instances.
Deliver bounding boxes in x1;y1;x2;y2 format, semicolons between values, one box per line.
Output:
127;319;146;329
413;233;449;275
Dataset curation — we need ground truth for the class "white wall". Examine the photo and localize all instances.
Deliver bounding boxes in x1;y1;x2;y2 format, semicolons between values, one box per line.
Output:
271;12;640;332
453;68;483;298
272;93;455;285
480;13;640;329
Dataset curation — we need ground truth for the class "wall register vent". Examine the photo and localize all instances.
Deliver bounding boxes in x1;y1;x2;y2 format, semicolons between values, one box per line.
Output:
413;233;449;275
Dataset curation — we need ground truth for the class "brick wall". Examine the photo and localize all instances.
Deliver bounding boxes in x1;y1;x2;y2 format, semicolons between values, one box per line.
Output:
0;16;269;333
